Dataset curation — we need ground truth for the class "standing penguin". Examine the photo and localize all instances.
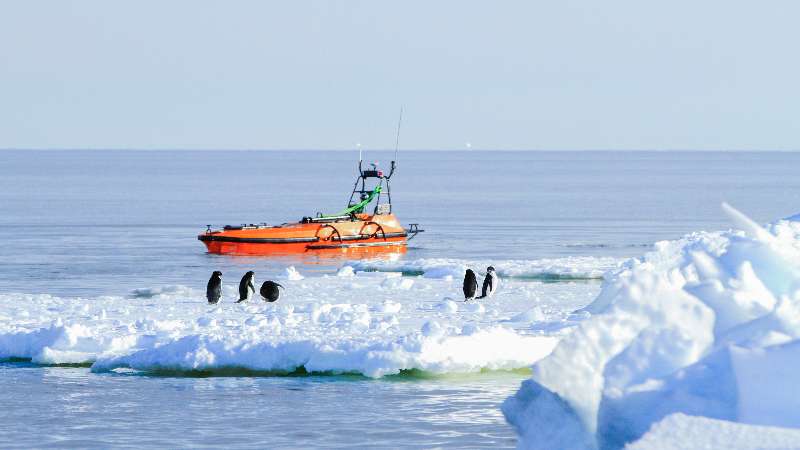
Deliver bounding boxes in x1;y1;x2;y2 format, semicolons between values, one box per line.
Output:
463;269;478;301
206;271;223;304
260;280;284;302
478;266;499;299
236;271;256;303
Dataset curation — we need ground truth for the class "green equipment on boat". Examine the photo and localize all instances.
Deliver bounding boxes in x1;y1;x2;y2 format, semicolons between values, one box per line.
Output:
323;185;382;218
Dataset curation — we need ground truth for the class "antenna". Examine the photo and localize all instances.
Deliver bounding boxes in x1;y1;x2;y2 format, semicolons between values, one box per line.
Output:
394;106;403;163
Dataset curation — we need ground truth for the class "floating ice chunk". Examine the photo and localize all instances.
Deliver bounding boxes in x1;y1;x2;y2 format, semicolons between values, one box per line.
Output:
0;323;134;365
0;270;576;379
88;325;559;379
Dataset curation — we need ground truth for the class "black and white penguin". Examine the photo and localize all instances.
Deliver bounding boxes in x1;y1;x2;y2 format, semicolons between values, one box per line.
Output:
236;271;256;303
260;280;284;302
463;269;478;301
206;271;223;304
478;266;499;299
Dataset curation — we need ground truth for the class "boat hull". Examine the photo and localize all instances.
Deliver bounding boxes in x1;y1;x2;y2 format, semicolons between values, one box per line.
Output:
198;214;408;256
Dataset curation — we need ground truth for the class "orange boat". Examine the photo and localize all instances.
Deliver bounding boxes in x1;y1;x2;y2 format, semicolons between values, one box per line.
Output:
198;159;423;255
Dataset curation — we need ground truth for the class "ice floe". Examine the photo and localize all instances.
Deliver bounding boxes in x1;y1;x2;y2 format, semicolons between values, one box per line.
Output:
351;256;622;280
504;205;800;449
626;413;800;450
0;267;597;377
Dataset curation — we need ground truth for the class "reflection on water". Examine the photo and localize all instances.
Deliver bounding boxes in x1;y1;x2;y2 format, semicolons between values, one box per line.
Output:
209;248;405;274
0;363;519;449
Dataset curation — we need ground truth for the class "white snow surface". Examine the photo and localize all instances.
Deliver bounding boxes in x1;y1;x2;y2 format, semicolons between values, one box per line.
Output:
626;413;800;450
0;269;598;378
351;256;622;280
503;205;800;449
284;266;305;281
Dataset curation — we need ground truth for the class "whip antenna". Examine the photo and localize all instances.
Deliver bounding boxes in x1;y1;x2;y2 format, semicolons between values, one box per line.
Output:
394;106;403;163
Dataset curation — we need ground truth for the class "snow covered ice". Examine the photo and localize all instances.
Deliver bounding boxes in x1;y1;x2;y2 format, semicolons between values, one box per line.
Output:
0;258;603;378
625;413;800;450
352;256;621;281
503;204;800;449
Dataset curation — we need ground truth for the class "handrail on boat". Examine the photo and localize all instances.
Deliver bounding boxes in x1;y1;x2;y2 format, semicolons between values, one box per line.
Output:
359;221;386;240
317;224;343;242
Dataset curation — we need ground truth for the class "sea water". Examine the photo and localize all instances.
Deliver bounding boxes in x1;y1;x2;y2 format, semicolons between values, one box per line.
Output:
1;150;798;448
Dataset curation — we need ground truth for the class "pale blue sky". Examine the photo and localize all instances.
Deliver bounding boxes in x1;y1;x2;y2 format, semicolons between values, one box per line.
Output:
1;1;798;150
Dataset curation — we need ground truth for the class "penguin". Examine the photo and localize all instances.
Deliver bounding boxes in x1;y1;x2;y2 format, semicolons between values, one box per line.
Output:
478;266;499;299
463;269;478;301
260;280;284;302
236;271;256;303
206;271;223;304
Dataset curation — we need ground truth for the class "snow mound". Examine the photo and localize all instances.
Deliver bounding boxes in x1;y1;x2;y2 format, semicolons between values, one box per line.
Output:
130;285;195;299
508;308;546;323
381;276;414;290
351;256;622;281
284;266;304;280
92;325;559;378
336;266;355;277
0;271;583;378
504;205;800;449
436;300;459;313
626;413;800;450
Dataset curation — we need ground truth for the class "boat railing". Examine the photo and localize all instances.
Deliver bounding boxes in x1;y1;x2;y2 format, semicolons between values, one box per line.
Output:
302;215;353;224
316;224;343;242
406;223;425;240
359;221;387;240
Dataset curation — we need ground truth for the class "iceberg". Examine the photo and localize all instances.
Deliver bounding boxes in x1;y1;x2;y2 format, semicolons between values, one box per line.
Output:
504;204;800;449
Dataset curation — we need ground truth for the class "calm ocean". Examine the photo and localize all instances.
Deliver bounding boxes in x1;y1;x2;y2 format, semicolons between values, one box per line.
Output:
1;150;798;448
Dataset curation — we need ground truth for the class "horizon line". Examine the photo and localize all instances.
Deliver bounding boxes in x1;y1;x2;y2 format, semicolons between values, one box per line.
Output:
1;147;799;152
